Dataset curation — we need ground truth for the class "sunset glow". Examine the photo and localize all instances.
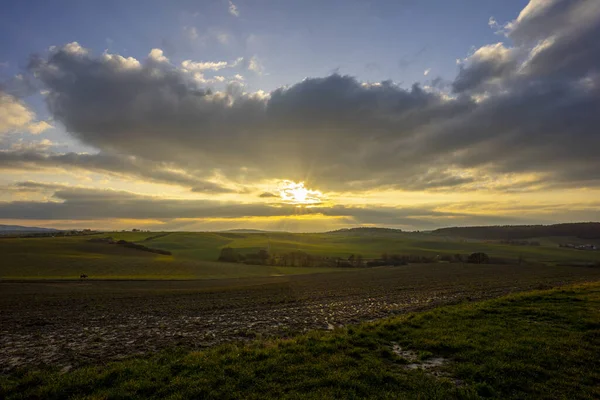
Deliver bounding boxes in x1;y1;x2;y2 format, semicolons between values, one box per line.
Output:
0;0;599;231
278;181;324;205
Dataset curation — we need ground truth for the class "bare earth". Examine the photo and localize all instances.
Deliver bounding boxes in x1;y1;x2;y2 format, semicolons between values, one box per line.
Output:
2;263;600;373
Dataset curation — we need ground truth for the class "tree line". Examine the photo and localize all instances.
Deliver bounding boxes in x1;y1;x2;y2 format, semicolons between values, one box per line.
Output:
217;247;493;268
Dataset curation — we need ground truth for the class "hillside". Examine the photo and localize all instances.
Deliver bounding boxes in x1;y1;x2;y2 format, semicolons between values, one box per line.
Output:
2;228;600;279
326;227;403;235
0;224;60;235
432;222;600;240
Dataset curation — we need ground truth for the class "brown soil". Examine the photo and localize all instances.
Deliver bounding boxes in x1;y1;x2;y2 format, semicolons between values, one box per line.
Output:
2;263;600;373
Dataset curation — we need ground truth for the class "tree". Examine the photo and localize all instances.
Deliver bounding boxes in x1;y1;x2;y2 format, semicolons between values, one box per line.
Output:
218;247;239;262
257;249;270;264
467;252;490;264
355;254;363;267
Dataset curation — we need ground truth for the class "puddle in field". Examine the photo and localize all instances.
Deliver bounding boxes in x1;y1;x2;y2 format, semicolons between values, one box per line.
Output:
391;342;447;370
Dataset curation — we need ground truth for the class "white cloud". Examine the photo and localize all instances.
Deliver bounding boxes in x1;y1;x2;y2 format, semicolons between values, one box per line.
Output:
101;53;141;70
27;121;53;135
231;57;244;67
424;68;431;76
248;55;264;74
181;60;228;71
0;92;51;135
228;1;239;17
233;74;244;81
60;42;88;56
214;76;226;82
191;72;207;83
488;16;498;28
148;48;169;63
9;138;55;151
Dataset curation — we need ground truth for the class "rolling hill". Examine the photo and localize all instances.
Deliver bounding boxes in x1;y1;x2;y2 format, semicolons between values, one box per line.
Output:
0;224;60;235
432;223;600;240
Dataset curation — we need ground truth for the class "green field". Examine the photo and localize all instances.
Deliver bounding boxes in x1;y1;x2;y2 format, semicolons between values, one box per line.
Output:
3;282;599;399
1;230;599;279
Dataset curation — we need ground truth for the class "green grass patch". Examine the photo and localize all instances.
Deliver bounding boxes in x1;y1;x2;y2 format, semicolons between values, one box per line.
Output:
2;230;600;280
2;283;600;399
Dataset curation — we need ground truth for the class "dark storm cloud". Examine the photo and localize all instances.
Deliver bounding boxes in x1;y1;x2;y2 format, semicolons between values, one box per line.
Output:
455;1;600;89
20;0;600;194
27;44;474;191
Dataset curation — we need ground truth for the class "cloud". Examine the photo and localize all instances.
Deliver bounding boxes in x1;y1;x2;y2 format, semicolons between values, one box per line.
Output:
26;121;53;134
29;45;469;190
452;43;517;93
190;181;239;193
259;192;278;198
247;55;264;74
0;91;51;135
2;138;55;152
18;3;600;196
181;60;228;71
0;149;238;193
228;1;239;17
0;184;543;229
148;48;169;63
0;92;35;134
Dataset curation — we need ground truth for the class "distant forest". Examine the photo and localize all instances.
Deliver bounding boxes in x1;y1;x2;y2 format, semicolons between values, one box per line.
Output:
432;223;600;240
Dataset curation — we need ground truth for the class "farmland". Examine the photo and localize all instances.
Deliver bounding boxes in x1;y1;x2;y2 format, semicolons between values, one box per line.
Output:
3;262;600;374
1;229;600;279
2;228;600;398
2;278;600;398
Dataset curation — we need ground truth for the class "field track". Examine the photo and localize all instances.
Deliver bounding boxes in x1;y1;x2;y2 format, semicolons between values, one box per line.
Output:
2;263;600;373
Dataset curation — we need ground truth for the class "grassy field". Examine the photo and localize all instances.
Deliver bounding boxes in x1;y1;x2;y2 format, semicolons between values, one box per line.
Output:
0;235;344;279
105;230;600;264
1;230;599;279
2;282;599;399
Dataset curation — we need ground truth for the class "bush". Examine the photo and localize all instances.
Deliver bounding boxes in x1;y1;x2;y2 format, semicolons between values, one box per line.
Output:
467;252;490;264
218;247;241;263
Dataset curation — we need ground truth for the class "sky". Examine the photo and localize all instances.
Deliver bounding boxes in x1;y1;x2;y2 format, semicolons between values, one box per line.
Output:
1;0;599;232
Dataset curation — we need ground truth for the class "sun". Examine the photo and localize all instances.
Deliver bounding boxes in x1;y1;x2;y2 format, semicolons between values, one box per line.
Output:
278;180;323;205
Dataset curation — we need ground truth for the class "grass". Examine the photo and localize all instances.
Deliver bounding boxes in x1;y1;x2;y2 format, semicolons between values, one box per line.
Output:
1;230;600;279
2;283;599;399
0;235;345;279
119;230;600;264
